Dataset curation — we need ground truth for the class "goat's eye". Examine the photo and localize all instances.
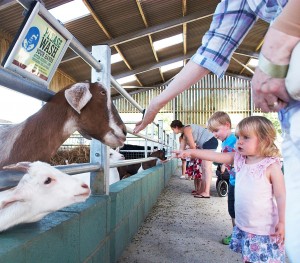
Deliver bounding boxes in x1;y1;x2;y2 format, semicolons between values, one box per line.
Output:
44;177;52;184
100;91;106;95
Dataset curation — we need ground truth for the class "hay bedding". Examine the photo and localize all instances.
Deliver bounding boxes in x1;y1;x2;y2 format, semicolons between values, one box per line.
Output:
50;145;90;165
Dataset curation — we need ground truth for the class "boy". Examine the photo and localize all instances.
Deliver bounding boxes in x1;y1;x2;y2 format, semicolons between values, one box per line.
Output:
207;111;236;245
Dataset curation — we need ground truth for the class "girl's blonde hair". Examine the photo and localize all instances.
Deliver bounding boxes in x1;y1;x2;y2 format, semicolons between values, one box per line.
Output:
207;111;232;131
235;116;280;157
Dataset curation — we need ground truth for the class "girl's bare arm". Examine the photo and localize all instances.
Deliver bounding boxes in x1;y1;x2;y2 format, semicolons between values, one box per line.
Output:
173;149;234;165
269;163;286;244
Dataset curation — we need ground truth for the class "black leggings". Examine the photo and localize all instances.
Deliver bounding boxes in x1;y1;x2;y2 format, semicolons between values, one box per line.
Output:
203;137;218;150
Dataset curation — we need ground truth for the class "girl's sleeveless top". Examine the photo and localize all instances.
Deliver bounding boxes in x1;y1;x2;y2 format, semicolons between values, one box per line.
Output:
234;152;281;235
189;124;213;148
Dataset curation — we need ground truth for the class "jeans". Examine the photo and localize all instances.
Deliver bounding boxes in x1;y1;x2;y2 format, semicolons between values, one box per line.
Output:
279;100;300;262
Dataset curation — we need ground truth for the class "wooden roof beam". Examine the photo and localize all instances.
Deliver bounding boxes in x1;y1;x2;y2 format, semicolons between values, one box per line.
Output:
135;0;162;83
82;0;132;70
0;0;16;11
61;10;214;63
239;39;263;74
114;48;258;79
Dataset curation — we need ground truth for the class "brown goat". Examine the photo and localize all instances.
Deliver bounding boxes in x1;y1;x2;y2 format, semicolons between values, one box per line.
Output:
0;82;126;169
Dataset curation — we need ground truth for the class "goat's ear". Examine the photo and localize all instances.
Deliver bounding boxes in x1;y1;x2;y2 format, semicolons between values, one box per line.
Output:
3;162;31;173
65;83;92;114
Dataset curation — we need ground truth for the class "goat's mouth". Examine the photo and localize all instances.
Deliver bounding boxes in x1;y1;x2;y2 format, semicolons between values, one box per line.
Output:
103;131;126;147
74;190;90;199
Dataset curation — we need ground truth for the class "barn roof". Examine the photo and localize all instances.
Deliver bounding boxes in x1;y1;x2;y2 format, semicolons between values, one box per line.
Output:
0;0;267;97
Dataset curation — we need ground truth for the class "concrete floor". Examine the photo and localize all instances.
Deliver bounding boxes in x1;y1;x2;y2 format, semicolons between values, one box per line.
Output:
117;167;242;263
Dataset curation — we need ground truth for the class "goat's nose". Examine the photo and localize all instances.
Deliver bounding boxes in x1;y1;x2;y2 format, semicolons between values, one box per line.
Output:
81;183;89;189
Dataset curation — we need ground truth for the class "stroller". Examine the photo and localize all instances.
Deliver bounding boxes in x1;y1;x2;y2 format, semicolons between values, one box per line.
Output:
215;163;230;197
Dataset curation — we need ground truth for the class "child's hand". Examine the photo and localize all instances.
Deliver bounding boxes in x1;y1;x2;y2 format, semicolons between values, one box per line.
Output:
172;150;191;159
271;222;285;244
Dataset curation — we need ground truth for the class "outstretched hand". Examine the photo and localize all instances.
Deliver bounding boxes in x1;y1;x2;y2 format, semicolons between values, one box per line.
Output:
133;106;160;134
172;150;192;159
133;119;148;134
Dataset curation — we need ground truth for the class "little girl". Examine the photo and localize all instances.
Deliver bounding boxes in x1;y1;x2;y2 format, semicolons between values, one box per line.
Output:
173;116;285;263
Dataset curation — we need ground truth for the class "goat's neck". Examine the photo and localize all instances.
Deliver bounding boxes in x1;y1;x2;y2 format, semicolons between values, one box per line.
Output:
25;103;77;153
3;102;78;165
0;202;42;232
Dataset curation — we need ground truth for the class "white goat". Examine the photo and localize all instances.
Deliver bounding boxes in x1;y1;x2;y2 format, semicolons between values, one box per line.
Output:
0;82;126;169
0;161;90;232
73;148;125;186
109;148;125;185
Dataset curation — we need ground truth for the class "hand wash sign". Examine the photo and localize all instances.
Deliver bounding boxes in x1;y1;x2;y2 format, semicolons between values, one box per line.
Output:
11;14;66;82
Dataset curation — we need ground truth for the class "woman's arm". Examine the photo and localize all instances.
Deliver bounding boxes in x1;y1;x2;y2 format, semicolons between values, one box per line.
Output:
179;136;187;151
272;0;300;38
133;0;258;134
133;61;209;133
269;163;286;244
173;149;234;165
183;126;197;149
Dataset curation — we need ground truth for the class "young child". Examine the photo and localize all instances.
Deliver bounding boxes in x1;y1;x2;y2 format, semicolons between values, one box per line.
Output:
173;116;285;263
207;111;236;245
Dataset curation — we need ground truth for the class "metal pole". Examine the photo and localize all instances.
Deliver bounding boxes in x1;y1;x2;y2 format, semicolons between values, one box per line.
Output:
158;120;163;149
110;76;143;112
90;45;111;195
0;68;54;101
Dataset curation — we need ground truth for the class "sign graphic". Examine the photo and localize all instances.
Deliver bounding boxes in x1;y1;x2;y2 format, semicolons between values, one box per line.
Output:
12;14;66;81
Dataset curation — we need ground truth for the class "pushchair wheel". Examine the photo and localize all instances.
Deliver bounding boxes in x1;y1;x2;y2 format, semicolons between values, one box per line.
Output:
216;179;228;197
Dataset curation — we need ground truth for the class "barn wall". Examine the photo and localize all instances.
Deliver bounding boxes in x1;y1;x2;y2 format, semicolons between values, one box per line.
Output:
114;74;256;127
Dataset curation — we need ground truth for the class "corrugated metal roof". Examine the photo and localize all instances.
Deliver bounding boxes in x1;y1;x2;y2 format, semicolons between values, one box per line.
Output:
0;0;267;97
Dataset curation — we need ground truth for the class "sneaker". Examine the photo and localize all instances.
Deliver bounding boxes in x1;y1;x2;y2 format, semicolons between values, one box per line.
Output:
222;234;232;245
180;175;186;179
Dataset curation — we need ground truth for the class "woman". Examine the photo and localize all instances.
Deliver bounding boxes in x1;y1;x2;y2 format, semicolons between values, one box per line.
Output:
170;120;218;198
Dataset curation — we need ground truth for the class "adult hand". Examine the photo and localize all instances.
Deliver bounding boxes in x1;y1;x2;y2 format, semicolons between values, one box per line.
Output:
133;106;159;134
251;27;300;112
252;68;288;112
